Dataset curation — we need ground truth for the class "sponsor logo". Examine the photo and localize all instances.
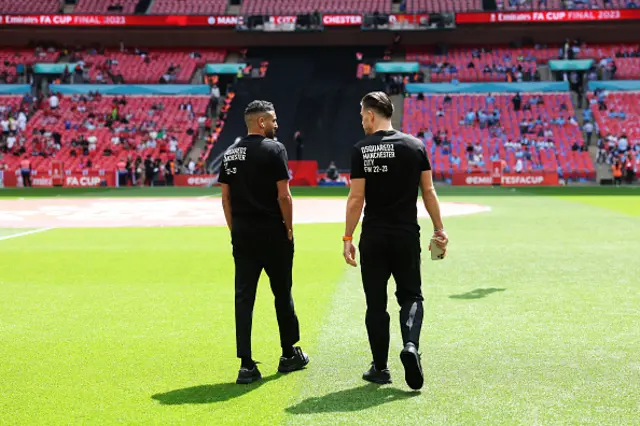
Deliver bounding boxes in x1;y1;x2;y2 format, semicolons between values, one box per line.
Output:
215;15;237;25
187;176;217;186
501;175;544;185
207;16;216;25
32;177;53;186
65;176;102;187
322;14;362;25
465;176;492;185
270;15;296;24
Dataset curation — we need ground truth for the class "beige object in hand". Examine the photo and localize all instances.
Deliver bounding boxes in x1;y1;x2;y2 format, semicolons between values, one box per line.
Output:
430;238;446;261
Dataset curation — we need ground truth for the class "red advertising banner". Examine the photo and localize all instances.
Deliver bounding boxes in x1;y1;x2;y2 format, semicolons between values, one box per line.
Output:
288;161;318;187
388;14;430;25
0;14;238;27
452;171;559;186
8;170;53;187
0;13;441;28
51;161;64;187
322;14;362;26
491;160;503;186
456;9;640;24
2;170;114;187
64;173;113;187
174;174;219;187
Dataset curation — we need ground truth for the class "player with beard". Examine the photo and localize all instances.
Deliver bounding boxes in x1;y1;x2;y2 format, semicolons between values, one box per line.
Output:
342;92;449;390
218;100;309;384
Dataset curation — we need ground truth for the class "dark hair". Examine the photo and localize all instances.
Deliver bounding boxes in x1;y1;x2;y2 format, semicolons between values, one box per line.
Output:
361;91;393;119
245;100;275;116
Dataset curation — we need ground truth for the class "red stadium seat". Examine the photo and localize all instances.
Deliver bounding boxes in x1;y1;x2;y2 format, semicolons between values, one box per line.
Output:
241;0;391;14
0;0;60;12
150;0;228;14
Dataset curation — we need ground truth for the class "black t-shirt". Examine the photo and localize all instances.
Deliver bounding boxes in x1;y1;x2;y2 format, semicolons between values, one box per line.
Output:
218;135;290;232
350;130;431;235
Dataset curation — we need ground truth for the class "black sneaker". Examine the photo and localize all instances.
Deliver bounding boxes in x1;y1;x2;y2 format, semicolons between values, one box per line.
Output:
400;342;423;390
277;346;309;373
362;363;392;385
236;365;262;384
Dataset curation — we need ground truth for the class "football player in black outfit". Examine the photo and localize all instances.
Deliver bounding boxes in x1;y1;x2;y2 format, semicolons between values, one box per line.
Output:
219;100;309;384
343;92;449;390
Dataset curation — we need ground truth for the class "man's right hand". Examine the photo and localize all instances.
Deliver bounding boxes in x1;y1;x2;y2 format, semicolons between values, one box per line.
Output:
287;228;294;241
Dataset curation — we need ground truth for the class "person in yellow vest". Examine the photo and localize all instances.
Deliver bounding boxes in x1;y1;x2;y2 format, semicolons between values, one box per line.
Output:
612;161;623;186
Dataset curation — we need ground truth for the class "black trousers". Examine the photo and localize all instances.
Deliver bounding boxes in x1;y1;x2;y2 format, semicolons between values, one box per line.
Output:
232;226;300;359
21;171;31;187
359;231;424;369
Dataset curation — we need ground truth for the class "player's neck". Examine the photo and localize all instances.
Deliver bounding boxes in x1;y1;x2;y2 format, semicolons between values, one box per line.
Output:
246;130;266;137
372;123;394;133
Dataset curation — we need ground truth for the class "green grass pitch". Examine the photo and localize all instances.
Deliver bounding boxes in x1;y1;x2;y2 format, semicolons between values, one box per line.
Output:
1;186;639;425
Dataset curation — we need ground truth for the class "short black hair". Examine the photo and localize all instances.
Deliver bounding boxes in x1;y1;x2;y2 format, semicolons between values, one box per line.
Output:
245;100;275;116
361;91;393;119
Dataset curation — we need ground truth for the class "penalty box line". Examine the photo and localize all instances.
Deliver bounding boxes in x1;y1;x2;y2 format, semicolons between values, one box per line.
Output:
0;227;55;242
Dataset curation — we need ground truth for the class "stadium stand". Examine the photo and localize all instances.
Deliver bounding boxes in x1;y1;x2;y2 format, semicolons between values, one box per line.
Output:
68;49;226;84
589;89;640;183
0;0;61;13
499;0;564;10
73;0;140;14
403;93;595;180
0;94;209;174
408;44;640;83
405;0;570;12
408;46;558;83
149;0;228;14
589;90;640;144
240;0;391;14
0;49;60;83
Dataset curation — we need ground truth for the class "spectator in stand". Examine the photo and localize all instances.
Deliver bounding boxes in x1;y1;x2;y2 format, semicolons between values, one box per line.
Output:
211;84;221;99
512;93;521;111
49;93;59;110
583;121;594;146
188;159;196;175
515;158;524;174
465;109;475;125
617;134;629;154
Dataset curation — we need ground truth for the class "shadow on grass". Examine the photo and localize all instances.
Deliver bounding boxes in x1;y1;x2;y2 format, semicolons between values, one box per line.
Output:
152;374;282;405
449;288;506;300
285;384;420;414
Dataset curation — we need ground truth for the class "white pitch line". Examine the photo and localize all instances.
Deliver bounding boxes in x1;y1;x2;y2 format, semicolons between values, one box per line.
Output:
0;227;54;242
